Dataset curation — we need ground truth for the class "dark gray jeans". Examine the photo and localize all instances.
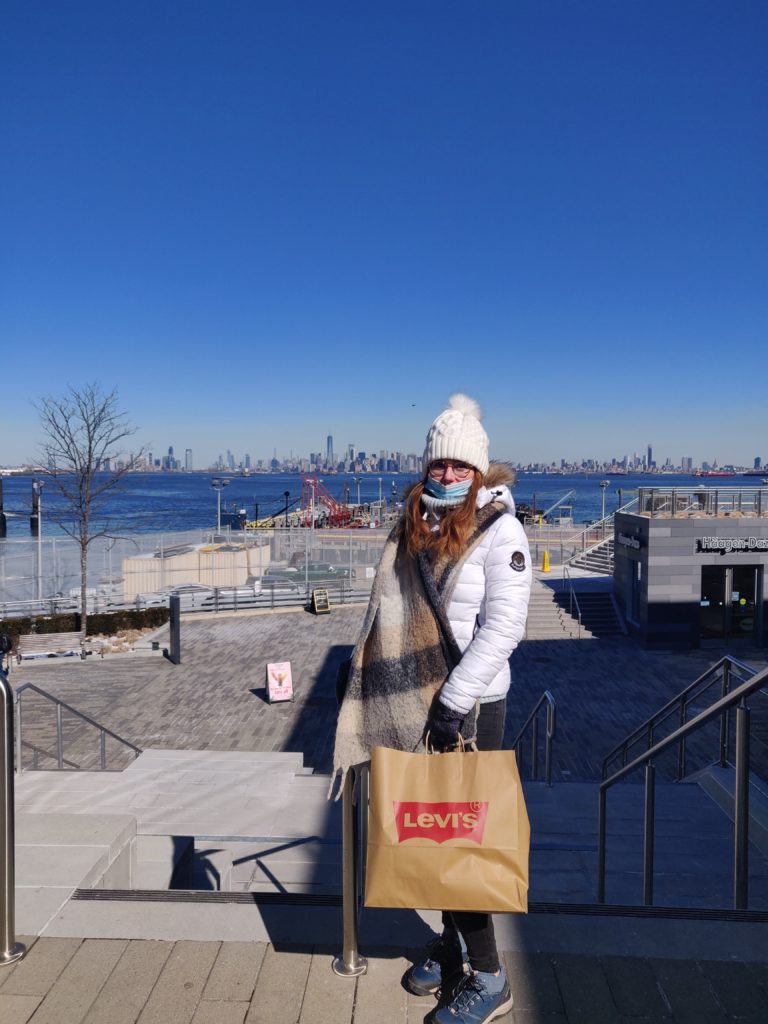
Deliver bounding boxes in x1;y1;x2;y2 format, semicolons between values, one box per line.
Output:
442;696;506;974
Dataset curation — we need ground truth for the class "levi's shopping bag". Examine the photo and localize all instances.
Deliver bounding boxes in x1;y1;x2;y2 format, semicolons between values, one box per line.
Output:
364;745;530;913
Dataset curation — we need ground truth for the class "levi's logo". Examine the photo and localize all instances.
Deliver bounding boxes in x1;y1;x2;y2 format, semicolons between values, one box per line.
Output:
393;801;489;844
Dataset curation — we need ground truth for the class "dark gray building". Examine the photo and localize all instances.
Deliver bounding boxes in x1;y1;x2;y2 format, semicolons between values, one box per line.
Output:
613;486;768;648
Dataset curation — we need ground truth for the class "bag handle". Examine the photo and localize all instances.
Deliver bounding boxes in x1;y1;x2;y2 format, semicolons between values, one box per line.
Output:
423;733;477;754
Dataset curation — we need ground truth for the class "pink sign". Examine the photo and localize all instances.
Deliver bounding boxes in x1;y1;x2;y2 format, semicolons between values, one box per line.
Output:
266;661;294;703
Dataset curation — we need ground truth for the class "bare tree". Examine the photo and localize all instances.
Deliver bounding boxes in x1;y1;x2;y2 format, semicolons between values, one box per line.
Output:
36;383;142;636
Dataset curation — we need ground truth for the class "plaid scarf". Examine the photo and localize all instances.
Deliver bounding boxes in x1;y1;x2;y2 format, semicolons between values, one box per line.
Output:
332;502;505;792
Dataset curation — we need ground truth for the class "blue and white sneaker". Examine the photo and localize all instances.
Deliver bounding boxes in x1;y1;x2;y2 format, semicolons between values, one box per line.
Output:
434;970;513;1023
404;933;465;997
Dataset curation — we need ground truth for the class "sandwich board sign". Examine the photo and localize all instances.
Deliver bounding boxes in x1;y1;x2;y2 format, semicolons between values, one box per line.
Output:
266;661;294;703
311;588;331;614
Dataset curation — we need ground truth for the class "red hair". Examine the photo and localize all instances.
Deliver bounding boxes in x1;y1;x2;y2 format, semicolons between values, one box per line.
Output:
403;473;484;560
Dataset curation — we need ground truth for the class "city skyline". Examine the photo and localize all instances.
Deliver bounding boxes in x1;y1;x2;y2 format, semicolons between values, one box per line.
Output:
2;5;765;466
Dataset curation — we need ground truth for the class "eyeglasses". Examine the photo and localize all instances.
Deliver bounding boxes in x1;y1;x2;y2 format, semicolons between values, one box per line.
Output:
428;460;474;479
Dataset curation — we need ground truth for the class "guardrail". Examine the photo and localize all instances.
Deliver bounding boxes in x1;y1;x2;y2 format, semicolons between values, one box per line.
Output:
15;683;143;772
597;662;768;909
0;653;25;965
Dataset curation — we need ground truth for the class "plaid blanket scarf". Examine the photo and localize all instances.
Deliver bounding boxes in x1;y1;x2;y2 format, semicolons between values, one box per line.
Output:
332;502;505;792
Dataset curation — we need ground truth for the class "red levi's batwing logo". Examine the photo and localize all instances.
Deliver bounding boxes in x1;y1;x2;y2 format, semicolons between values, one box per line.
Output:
393;801;489;844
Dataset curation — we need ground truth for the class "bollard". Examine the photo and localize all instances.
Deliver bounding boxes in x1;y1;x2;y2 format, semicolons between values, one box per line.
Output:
332;767;368;977
1;645;25;966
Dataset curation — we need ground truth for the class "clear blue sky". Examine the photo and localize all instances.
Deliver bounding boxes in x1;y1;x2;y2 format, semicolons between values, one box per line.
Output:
2;1;766;467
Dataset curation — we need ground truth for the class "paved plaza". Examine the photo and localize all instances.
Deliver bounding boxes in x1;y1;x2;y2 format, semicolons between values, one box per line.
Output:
7;589;768;1022
11;598;768;780
2;936;768;1024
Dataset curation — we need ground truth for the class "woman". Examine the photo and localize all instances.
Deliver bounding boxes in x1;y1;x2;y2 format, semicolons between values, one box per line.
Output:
333;393;531;1024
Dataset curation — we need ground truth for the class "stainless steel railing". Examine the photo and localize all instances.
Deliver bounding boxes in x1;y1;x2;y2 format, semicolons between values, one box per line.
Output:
1;658;25;966
562;567;582;639
15;683;142;772
601;655;757;781
511;691;557;785
597;662;768;909
332;766;369;978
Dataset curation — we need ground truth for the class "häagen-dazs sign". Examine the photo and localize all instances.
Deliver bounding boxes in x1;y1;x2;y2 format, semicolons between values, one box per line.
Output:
696;537;768;555
618;533;641;549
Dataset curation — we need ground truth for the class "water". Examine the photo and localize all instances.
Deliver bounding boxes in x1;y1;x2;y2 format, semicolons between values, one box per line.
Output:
0;470;733;540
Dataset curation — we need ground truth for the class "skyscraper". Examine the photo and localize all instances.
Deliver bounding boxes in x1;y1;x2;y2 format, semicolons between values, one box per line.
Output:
647;444;653;469
184;448;193;471
326;434;334;465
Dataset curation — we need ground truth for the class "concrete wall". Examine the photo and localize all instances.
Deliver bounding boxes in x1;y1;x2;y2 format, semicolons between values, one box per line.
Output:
614;512;768;648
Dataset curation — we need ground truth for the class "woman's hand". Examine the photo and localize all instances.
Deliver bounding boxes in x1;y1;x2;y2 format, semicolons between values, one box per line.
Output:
426;701;466;751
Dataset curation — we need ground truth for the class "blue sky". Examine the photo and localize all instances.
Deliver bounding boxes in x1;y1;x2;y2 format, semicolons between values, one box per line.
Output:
2;2;766;467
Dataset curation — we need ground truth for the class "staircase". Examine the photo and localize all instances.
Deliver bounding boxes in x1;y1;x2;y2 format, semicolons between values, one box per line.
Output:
569;535;614;574
525;578;585;639
553;586;624;637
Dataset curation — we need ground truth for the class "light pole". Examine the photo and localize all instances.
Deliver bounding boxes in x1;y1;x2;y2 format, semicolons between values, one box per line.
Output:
378;477;382;504
33;480;44;604
599;480;609;521
211;478;230;533
353;477;362;507
283;491;290;527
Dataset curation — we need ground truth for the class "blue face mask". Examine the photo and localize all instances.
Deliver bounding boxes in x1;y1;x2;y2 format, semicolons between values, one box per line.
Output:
423;477;472;501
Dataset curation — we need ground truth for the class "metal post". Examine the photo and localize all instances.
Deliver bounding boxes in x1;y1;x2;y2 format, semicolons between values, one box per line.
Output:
531;716;539;781
677;701;687;780
332;768;368;977
719;664;730;768
733;701;750;910
597;786;607;903
56;703;64;769
643;762;656;906
1;660;26;965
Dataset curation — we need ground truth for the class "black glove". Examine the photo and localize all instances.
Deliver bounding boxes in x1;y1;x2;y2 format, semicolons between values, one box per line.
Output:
426;701;466;751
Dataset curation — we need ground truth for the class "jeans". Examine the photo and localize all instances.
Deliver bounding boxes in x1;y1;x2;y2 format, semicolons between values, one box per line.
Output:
442;696;506;974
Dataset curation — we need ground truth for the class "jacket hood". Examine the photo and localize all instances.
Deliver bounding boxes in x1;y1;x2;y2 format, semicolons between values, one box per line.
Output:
477;461;516;515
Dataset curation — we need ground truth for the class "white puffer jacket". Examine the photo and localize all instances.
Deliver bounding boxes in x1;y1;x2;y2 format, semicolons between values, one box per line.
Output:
437;477;532;716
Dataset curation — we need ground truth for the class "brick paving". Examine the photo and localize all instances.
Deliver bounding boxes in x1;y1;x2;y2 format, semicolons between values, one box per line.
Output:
2;937;768;1024
11;602;768;780
7;600;768;1020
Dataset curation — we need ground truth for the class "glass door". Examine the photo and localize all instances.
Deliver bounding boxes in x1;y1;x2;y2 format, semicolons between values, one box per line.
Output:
730;566;758;639
700;566;727;639
700;566;760;642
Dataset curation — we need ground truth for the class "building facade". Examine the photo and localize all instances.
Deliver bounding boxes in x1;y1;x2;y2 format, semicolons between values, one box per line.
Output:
613;487;768;648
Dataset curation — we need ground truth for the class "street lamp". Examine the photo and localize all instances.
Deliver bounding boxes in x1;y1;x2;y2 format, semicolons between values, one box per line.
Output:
353;477;362;506
283;490;290;527
378;477;382;503
599;480;609;520
33;479;44;603
211;478;230;533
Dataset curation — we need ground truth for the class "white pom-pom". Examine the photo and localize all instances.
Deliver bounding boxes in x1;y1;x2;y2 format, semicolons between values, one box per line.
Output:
447;393;482;420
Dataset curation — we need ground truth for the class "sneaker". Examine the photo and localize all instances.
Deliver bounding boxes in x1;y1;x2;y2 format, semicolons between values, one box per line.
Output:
404;933;465;997
433;971;514;1023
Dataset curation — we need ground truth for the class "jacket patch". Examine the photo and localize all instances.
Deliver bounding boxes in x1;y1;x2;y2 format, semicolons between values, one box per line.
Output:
510;551;526;572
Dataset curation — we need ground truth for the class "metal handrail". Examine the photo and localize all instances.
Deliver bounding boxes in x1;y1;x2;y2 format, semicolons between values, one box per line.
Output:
1;661;25;966
601;655;756;780
332;766;368;978
511;690;557;786
567;497;638;566
562;566;582;638
597;663;768;909
22;739;80;771
15;683;142;772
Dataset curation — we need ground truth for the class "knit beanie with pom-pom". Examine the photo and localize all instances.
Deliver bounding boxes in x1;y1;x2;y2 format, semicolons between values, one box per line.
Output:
423;393;490;476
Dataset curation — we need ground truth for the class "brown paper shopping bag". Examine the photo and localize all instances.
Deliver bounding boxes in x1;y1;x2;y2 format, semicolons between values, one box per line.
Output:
364;745;530;913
